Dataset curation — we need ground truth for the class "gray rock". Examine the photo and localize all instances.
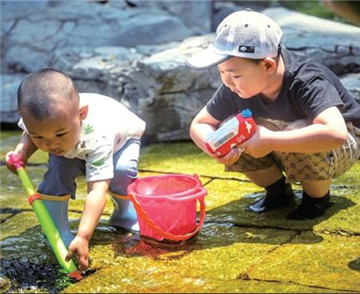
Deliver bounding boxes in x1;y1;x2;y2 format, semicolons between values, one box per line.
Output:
263;7;360;74
123;0;212;35
1;74;25;123
341;73;360;101
1;0;193;73
2;5;360;143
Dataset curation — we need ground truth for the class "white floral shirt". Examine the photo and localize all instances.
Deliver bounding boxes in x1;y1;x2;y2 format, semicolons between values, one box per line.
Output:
18;93;146;182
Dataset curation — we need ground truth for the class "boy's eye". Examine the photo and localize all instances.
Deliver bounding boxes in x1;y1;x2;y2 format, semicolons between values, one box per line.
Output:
56;133;66;138
233;75;241;79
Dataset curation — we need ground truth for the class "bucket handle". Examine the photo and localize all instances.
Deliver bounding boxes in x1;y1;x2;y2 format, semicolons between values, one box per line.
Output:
128;188;207;242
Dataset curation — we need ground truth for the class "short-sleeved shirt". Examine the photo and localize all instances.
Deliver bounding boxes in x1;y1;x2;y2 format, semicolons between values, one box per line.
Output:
207;47;360;128
18;93;146;182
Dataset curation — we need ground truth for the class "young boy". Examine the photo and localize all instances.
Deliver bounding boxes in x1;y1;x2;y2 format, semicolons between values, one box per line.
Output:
186;9;360;220
5;68;146;270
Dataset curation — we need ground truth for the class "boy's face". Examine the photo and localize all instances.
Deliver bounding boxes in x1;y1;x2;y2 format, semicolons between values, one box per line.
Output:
21;101;86;156
217;57;274;99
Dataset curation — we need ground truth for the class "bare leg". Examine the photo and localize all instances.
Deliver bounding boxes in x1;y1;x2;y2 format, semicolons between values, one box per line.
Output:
244;165;295;213
287;180;333;220
301;180;332;198
244;164;283;187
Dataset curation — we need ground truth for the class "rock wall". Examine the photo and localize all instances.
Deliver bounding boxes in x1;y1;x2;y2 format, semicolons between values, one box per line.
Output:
2;0;360;143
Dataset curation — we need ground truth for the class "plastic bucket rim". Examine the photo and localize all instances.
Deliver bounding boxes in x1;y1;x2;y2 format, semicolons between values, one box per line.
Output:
129;187;207;202
127;173;202;198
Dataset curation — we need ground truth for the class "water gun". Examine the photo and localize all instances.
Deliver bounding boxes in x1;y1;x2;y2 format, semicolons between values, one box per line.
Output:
8;154;82;281
205;109;256;156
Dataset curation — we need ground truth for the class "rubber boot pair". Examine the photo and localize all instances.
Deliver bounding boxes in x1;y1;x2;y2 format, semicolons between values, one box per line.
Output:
287;191;333;220
246;175;295;213
109;192;139;232
41;192;139;249
40;194;74;248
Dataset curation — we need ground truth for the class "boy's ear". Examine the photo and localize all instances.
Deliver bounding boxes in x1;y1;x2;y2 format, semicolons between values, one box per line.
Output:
263;58;276;73
79;105;88;120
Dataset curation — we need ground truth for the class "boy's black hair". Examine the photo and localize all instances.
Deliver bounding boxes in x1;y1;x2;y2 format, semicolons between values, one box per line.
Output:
17;68;79;120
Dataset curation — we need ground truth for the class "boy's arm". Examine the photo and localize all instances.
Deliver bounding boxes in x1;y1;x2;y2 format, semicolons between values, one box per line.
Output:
189;106;221;154
241;106;348;158
190;106;243;164
6;131;38;172
65;179;109;270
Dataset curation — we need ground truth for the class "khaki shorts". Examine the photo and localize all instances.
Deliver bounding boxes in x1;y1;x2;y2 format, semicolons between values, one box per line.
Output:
226;118;360;183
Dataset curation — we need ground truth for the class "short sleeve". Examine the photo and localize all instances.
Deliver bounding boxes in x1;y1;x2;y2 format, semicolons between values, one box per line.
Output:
206;84;240;121
17;118;27;132
295;76;344;121
85;135;114;182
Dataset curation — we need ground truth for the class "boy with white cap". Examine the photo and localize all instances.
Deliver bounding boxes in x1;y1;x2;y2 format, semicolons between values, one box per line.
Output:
187;9;360;220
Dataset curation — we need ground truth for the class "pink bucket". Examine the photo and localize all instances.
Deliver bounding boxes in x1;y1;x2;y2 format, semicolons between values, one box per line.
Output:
127;174;207;242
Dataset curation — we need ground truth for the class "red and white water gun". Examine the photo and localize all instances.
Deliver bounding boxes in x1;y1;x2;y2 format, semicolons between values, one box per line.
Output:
205;109;256;156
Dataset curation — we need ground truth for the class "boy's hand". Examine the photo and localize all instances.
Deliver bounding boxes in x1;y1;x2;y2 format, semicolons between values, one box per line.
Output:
65;234;89;271
65;180;108;272
5;150;28;173
240;125;272;158
211;147;243;165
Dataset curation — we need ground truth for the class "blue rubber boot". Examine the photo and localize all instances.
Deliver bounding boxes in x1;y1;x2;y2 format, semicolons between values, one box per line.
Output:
42;197;74;248
109;193;139;232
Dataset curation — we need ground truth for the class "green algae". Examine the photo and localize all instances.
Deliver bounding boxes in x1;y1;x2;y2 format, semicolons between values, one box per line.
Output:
139;142;247;180
332;163;360;187
1;130;360;293
248;233;360;292
1;130;48;165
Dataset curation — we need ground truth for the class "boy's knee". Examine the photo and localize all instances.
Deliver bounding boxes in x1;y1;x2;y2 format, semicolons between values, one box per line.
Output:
111;160;139;195
39;157;82;197
115;160;138;179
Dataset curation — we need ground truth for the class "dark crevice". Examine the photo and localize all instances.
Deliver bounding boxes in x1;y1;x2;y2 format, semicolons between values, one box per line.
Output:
236;276;360;293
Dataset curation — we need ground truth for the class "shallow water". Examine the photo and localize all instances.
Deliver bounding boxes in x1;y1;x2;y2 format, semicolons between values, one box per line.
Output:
1;131;360;293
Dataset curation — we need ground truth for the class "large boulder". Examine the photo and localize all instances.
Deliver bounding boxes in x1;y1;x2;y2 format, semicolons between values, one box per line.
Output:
264;7;360;74
1;0;195;73
1;74;25;124
2;4;360;143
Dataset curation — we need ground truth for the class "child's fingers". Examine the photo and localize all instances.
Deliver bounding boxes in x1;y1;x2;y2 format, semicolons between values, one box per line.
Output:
5;162;17;174
66;248;88;271
65;248;75;262
79;255;89;271
5;152;19;173
5;151;15;163
214;148;241;165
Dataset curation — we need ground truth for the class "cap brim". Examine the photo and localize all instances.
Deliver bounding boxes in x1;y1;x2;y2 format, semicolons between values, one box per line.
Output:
186;46;231;70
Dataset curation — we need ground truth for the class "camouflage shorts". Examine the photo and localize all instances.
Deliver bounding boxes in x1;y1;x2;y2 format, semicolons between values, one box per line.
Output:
226;118;360;183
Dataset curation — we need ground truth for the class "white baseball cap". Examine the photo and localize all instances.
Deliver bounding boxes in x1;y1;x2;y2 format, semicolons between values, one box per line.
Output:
186;9;283;70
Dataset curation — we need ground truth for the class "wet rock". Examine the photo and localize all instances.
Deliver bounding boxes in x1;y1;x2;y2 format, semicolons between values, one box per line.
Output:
0;274;11;293
0;258;73;293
